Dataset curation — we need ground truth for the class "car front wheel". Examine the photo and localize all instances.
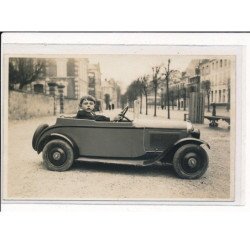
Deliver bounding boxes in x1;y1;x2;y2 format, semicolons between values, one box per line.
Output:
42;139;74;171
173;144;208;179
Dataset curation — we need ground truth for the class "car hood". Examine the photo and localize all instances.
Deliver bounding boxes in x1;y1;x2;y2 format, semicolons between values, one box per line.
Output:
133;118;187;129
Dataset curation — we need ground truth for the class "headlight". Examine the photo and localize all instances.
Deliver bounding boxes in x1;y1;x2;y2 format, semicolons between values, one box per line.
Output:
186;121;194;133
191;128;200;139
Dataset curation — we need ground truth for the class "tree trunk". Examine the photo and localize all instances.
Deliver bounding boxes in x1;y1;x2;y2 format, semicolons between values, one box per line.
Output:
184;96;186;111
207;94;210;112
154;87;157;117
19;82;26;90
140;93;142;114
145;94;148;115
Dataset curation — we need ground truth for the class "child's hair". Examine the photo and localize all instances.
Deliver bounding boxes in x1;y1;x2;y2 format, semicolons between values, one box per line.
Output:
79;95;96;107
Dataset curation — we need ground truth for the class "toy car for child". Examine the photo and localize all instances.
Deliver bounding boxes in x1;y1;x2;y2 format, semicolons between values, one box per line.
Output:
32;106;210;179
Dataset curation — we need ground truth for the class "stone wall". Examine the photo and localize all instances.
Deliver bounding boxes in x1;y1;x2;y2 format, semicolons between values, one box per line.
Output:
9;91;79;120
63;97;79;115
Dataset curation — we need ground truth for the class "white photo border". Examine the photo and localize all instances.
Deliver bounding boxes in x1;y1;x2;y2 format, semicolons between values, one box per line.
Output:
1;32;246;206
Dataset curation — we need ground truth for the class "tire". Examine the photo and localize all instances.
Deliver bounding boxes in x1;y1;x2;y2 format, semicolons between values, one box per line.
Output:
173;144;208;179
32;124;49;150
42;139;74;171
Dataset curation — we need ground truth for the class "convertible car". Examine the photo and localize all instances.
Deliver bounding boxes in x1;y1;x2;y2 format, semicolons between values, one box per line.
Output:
32;106;210;179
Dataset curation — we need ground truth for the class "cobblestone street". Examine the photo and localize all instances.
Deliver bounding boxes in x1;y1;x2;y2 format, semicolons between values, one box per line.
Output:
4;108;233;201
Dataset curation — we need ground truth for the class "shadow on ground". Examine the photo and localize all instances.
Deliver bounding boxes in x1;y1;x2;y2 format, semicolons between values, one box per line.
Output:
71;161;177;178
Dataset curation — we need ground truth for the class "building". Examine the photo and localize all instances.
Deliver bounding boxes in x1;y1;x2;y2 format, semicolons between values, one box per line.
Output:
199;58;234;104
23;57;89;99
101;78;121;109
185;59;201;77
88;63;102;100
44;58;89;99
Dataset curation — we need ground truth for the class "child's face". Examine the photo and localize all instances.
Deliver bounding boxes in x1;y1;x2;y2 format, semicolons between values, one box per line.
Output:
81;100;95;112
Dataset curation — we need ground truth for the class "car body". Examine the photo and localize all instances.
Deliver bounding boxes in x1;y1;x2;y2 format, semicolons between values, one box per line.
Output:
32;107;210;179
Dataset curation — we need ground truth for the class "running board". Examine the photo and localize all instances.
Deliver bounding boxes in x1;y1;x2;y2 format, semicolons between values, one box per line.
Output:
75;157;162;166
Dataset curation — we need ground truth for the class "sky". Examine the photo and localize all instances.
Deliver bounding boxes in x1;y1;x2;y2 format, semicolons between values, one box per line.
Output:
86;55;201;93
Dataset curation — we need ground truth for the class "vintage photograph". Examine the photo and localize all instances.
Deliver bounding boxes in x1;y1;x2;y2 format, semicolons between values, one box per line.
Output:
2;45;238;202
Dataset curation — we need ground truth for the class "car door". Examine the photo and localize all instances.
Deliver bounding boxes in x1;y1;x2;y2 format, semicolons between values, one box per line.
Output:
74;121;145;158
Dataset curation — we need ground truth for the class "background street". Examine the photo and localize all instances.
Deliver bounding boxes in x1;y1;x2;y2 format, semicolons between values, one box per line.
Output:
4;109;232;201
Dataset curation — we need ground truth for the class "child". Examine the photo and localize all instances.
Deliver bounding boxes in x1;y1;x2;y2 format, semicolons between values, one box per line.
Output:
76;95;120;121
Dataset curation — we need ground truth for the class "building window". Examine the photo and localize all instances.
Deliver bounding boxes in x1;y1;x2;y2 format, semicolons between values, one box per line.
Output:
220;59;223;68
67;59;75;77
47;59;57;77
33;83;44;93
215;90;217;103
219;90;221;102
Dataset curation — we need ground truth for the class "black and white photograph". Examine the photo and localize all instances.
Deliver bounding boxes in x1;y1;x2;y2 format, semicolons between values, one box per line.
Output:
1;39;240;203
1;0;250;248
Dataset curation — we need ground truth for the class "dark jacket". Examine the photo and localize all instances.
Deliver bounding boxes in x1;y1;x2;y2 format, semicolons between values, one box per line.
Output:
76;110;110;121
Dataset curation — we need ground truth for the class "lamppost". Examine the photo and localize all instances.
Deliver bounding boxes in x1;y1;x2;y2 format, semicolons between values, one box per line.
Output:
163;59;171;119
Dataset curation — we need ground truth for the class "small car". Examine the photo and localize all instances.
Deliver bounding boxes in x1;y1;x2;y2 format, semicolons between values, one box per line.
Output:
32;106;210;179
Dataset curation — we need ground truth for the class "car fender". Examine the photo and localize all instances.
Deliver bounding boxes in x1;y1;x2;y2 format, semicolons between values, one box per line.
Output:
37;133;79;157
143;137;210;166
32;124;49;150
173;138;210;150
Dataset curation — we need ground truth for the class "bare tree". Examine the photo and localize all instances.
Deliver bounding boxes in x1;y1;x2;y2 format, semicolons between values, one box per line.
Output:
177;85;180;110
9;58;46;90
125;80;141;107
169;88;176;110
136;78;143;114
152;66;161;117
163;59;171;119
141;75;150;115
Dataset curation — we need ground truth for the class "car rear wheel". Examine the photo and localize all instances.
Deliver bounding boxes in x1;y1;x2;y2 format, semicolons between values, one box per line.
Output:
173;144;208;179
42;139;74;171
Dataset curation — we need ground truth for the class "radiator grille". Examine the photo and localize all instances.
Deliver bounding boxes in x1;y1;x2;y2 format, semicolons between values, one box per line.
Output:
150;133;178;149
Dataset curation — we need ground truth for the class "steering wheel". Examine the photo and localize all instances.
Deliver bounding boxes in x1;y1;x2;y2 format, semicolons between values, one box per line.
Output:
117;105;131;122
